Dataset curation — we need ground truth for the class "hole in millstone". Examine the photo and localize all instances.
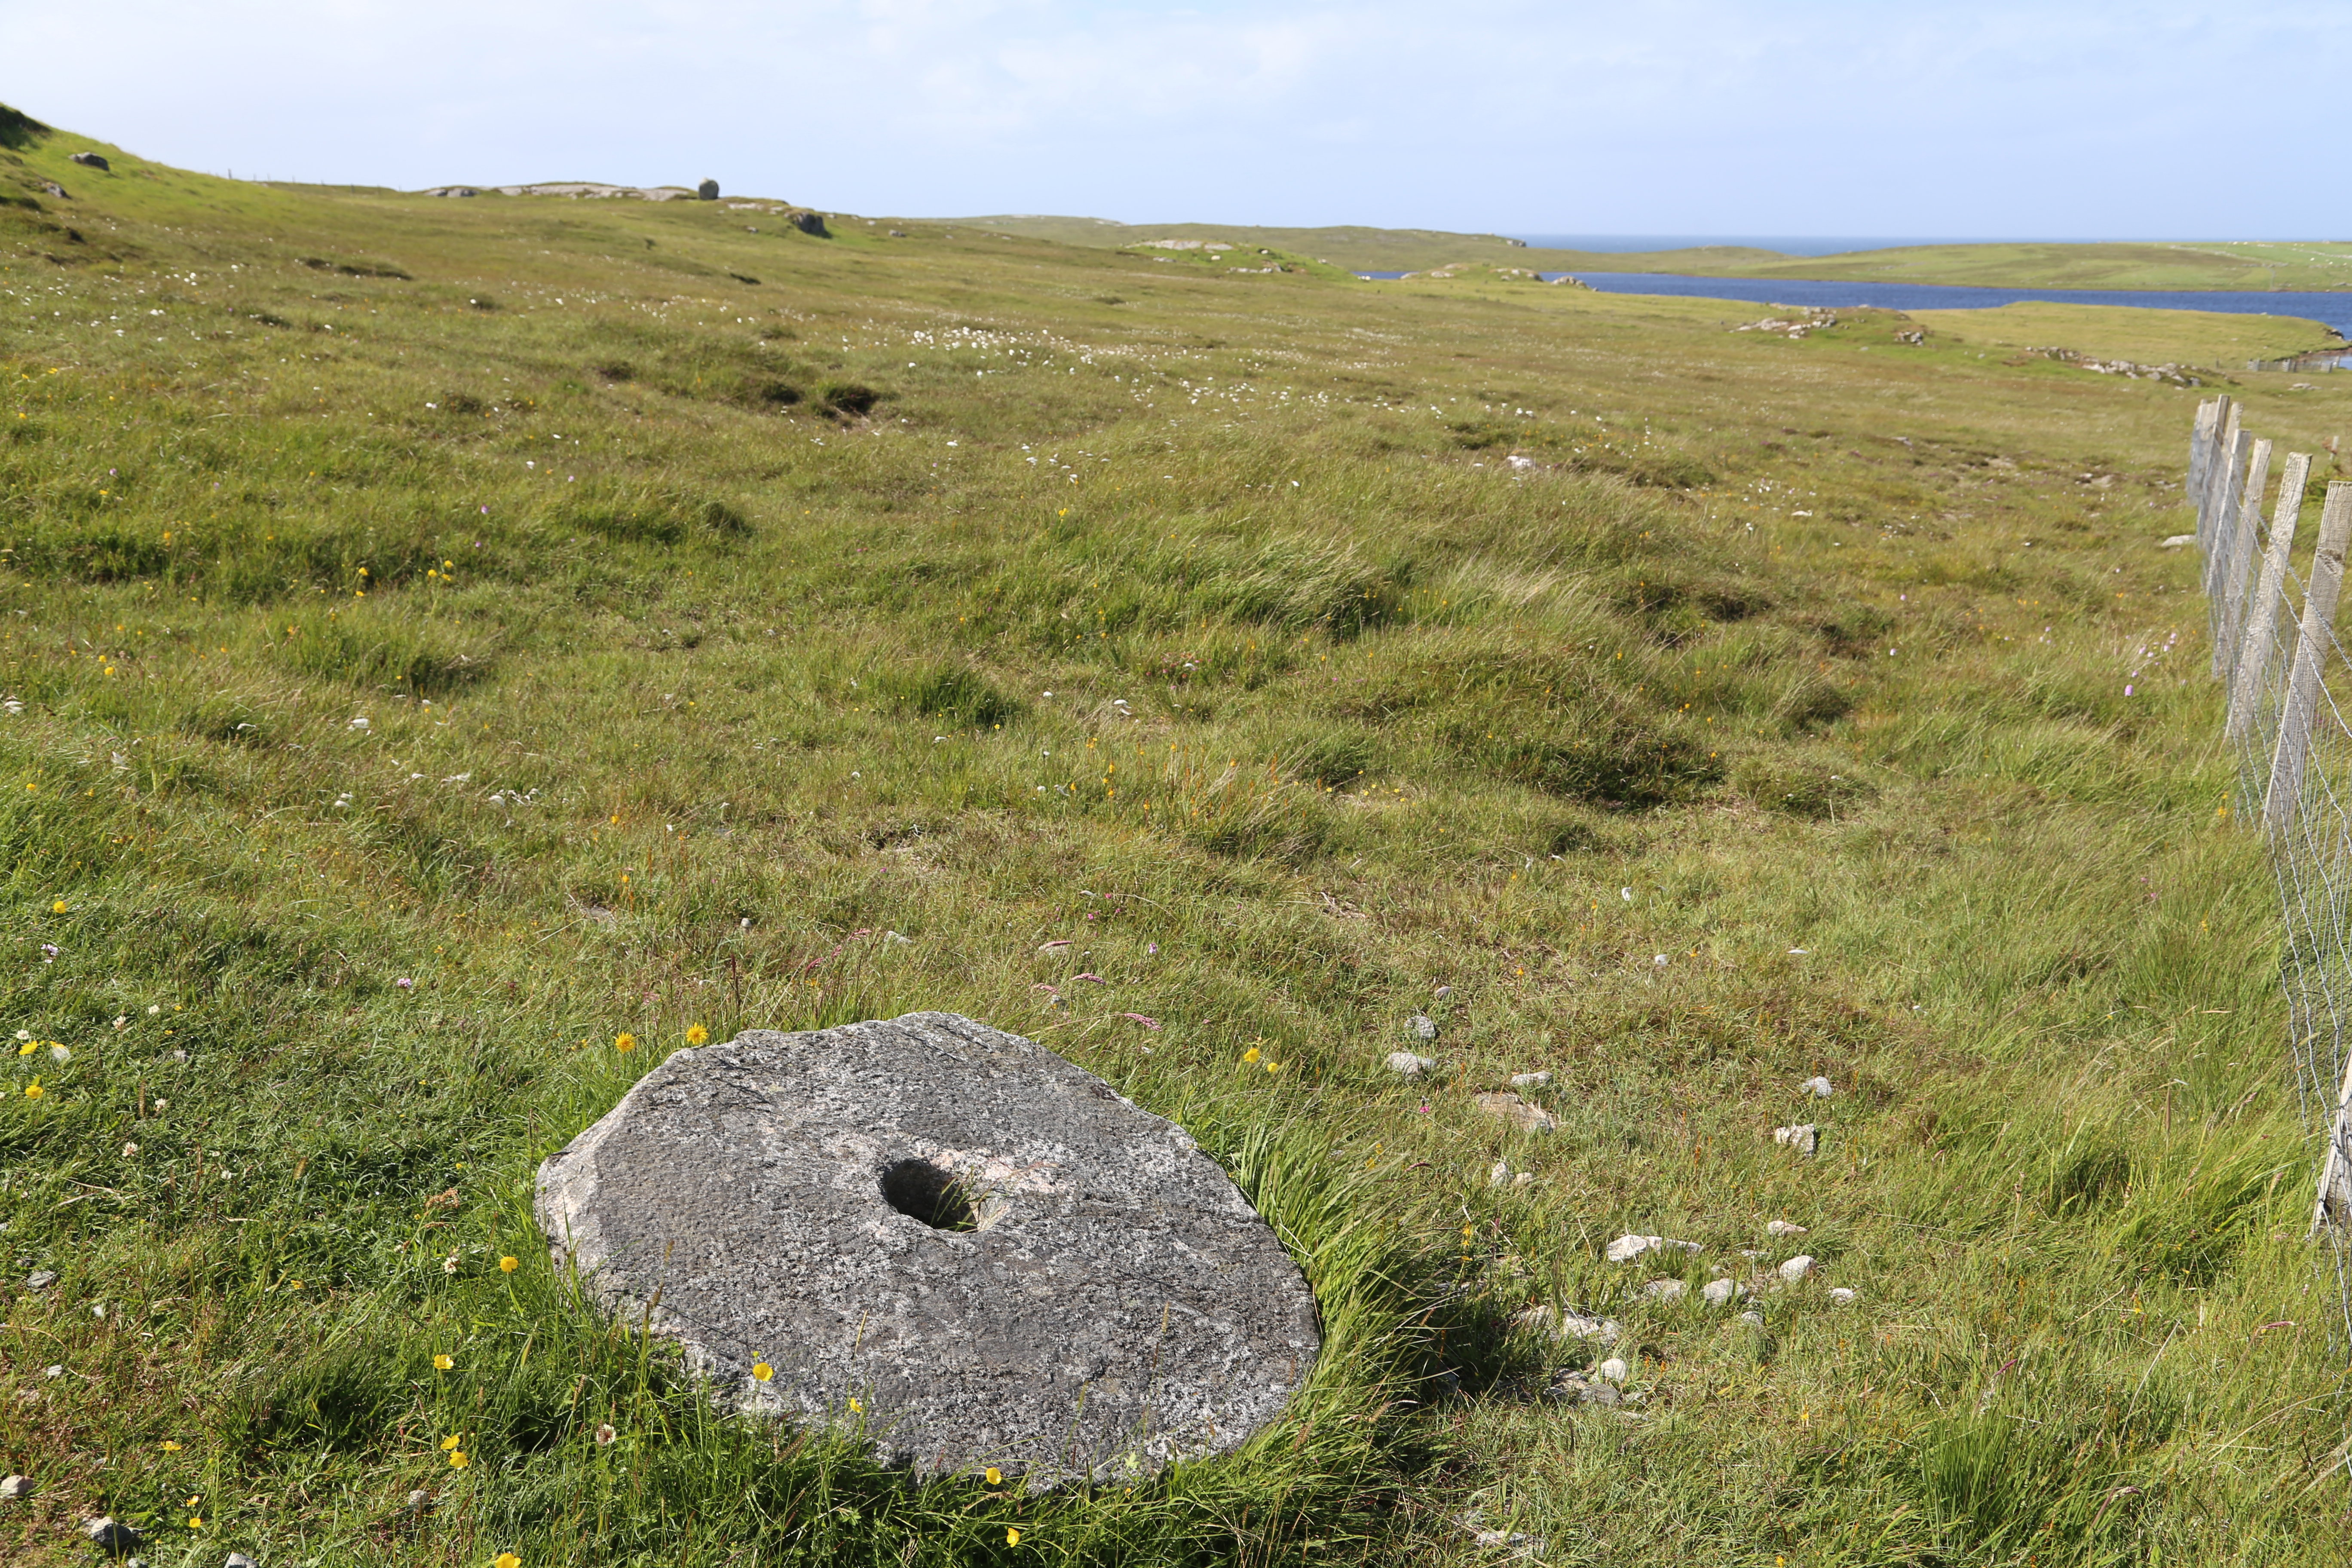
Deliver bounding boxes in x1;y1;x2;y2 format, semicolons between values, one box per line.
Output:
879;1158;980;1232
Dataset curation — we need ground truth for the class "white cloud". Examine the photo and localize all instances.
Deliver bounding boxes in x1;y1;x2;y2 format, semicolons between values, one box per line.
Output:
1;1;2344;233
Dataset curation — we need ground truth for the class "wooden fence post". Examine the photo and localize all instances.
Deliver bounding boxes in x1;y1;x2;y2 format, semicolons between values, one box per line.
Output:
2188;398;2220;526
2216;437;2273;678
2205;426;2252;658
2227;452;2313;741
2263;481;2352;835
2199;398;2239;560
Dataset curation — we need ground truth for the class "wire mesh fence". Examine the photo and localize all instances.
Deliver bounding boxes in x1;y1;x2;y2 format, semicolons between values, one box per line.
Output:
2190;396;2352;1341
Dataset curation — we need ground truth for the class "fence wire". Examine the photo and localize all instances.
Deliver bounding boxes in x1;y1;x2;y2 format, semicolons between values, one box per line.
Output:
2193;397;2352;1346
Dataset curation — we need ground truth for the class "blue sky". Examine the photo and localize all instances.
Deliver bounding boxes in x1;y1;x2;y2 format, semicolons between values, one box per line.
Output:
3;2;2342;238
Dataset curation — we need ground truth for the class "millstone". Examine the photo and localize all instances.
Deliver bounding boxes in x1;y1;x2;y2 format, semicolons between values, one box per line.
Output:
536;1011;1320;1484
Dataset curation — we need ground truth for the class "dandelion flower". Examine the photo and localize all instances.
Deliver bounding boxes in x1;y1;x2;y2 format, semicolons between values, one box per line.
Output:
616;1032;636;1054
449;1449;469;1469
442;1434;462;1451
686;1024;709;1045
499;1254;518;1273
1007;1528;1021;1546
594;1422;617;1446
985;1467;1001;1485
496;1555;522;1568
752;1362;773;1382
24;1081;42;1100
434;1354;453;1370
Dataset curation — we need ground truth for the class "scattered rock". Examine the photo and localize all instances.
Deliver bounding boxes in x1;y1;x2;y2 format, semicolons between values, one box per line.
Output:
1489;1159;1510;1187
0;1474;29;1498
1777;1255;1815;1282
1506;454;1537;471
1801;1076;1834;1098
1508;1071;1551;1089
1641;1278;1687;1302
404;1489;432;1512
536;1012;1318;1485
27;1268;56;1290
226;1554;257;1568
1515;1304;1622;1344
43;1365;63;1378
1765;1219;1808;1238
888;229;906;237
788;209;829;237
1701;1277;1747;1305
70;151;110;170
1596;1356;1629;1384
1773;1123;1819;1157
1828;1286;1858;1306
696;179;720;201
1546;1371;1622;1406
1738;1309;1767;1326
2158;534;2196;549
1405;1014;1439;1042
1471;1092;1556;1133
1386;1050;1435;1077
1605;1234;1701;1263
41;181;67;199
427;186;481;198
83;1516;141;1555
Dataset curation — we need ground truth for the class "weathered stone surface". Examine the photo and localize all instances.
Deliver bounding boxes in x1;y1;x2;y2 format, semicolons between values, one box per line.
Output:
1386;1050;1434;1077
0;1473;29;1498
1471;1091;1555;1133
536;1012;1317;1485
1405;1014;1439;1041
70;151;109;170
788;208;829;236
82;1516;139;1554
1773;1122;1819;1156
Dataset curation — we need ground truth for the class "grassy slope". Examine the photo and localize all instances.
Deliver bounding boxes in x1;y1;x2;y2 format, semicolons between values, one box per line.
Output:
3;113;2350;1566
959;217;2352;295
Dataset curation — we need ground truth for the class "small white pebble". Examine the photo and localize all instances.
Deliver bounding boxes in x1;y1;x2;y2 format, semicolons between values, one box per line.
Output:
1596;1357;1629;1384
1802;1075;1834;1098
1766;1219;1808;1238
1778;1255;1815;1282
1828;1286;1858;1306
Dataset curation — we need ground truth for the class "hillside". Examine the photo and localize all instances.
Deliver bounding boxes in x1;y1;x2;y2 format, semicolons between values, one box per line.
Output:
3;108;2347;1565
958;214;2352;293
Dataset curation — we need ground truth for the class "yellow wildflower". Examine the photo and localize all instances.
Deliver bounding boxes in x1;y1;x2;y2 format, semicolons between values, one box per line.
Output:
849;1396;863;1414
686;1024;709;1045
496;1555;521;1568
16;1041;33;1056
1240;1046;1260;1064
449;1449;469;1469
615;1032;636;1054
441;1435;462;1451
752;1362;773;1382
434;1354;453;1371
1007;1528;1021;1546
51;900;67;914
499;1256;518;1273
985;1467;1001;1485
24;1081;42;1100
161;1440;182;1452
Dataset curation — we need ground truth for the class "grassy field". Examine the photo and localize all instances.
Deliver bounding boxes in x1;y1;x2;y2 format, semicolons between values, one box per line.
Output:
5;109;2352;1567
959;217;2352;297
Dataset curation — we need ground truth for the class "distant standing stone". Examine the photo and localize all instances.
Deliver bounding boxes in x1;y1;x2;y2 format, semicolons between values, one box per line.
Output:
1387;1050;1435;1077
697;179;720;200
789;208;829;236
537;1012;1317;1486
1406;1014;1439;1042
70;151;109;170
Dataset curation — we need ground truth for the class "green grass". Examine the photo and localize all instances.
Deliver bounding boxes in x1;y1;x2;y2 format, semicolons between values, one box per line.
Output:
2;108;2350;1565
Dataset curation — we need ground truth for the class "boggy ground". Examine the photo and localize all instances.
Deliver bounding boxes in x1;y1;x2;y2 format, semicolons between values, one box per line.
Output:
3;110;2352;1566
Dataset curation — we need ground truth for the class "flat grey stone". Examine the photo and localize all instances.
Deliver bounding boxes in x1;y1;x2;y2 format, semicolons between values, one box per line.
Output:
1405;1014;1439;1042
1471;1092;1555;1133
83;1516;140;1554
0;1474;29;1498
1700;1277;1746;1305
1604;1233;1700;1264
1508;1072;1551;1089
1640;1278;1687;1302
26;1269;56;1291
1777;1254;1815;1282
1386;1050;1434;1078
537;1012;1317;1486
